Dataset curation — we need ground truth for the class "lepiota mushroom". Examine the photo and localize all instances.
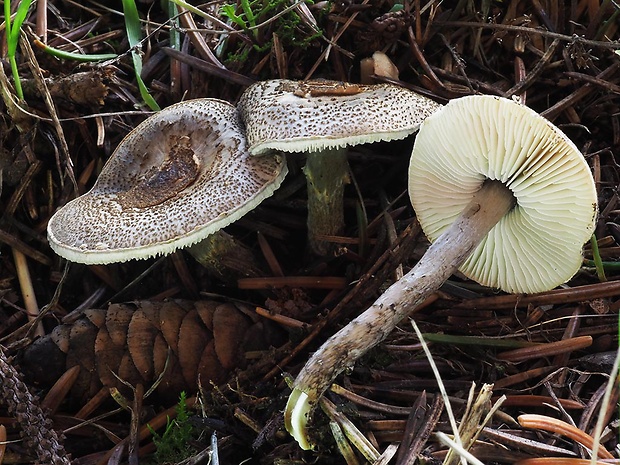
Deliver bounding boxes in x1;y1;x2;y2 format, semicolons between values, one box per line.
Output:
47;99;287;266
285;95;598;449
237;79;441;254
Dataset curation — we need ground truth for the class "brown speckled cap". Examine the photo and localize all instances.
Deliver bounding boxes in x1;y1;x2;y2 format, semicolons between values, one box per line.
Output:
47;99;287;264
237;79;442;155
409;95;598;294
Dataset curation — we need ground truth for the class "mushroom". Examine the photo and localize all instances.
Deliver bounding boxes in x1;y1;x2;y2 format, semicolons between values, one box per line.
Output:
47;98;287;270
285;95;598;449
237;79;441;254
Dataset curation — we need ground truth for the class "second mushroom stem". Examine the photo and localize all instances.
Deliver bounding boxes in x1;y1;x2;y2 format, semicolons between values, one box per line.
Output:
286;180;516;441
303;148;350;255
187;230;264;284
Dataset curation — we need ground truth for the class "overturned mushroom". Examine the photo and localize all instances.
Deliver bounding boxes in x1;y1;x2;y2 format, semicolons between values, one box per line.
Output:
285;95;598;449
47;99;287;269
237;79;441;254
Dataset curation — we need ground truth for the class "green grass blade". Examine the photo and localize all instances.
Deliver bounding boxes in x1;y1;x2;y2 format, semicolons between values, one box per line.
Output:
4;0;33;100
421;333;538;349
135;74;160;111
4;0;13;44
8;56;22;99
34;39;118;62
165;0;181;51
590;234;607;282
121;0;160;111
121;0;143;50
8;0;32;56
584;259;620;270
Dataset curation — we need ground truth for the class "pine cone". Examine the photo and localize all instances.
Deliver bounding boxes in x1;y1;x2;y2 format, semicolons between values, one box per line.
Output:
20;299;281;403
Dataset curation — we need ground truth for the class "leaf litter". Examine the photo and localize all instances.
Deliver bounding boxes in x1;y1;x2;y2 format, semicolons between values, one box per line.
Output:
0;0;618;463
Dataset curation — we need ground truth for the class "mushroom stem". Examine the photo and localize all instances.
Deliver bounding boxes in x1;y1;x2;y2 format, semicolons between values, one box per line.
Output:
285;180;516;449
303;148;350;255
187;230;264;285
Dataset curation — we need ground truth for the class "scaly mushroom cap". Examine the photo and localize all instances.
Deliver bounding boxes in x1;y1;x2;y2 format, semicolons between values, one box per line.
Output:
48;99;287;264
409;95;597;294
237;79;442;155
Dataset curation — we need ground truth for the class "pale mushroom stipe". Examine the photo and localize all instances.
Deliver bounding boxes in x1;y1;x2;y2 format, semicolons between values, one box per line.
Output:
237;79;442;254
285;95;598;449
47;99;287;264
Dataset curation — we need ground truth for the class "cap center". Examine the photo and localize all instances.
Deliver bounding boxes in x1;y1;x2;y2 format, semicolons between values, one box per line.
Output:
117;135;200;209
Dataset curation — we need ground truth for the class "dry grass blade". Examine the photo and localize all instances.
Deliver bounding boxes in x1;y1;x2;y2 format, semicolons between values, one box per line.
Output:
436;432;485;465
320;396;380;462
444;384;494;465
374;444;400;465
444;384;507;465
19;33;78;191
0;60;31;131
11;248;44;337
409;318;464;457
589;346;620;464
329;421;361;465
0;424;6;463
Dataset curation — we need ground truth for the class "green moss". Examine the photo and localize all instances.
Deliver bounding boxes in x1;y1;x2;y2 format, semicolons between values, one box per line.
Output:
220;0;323;60
149;392;197;464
